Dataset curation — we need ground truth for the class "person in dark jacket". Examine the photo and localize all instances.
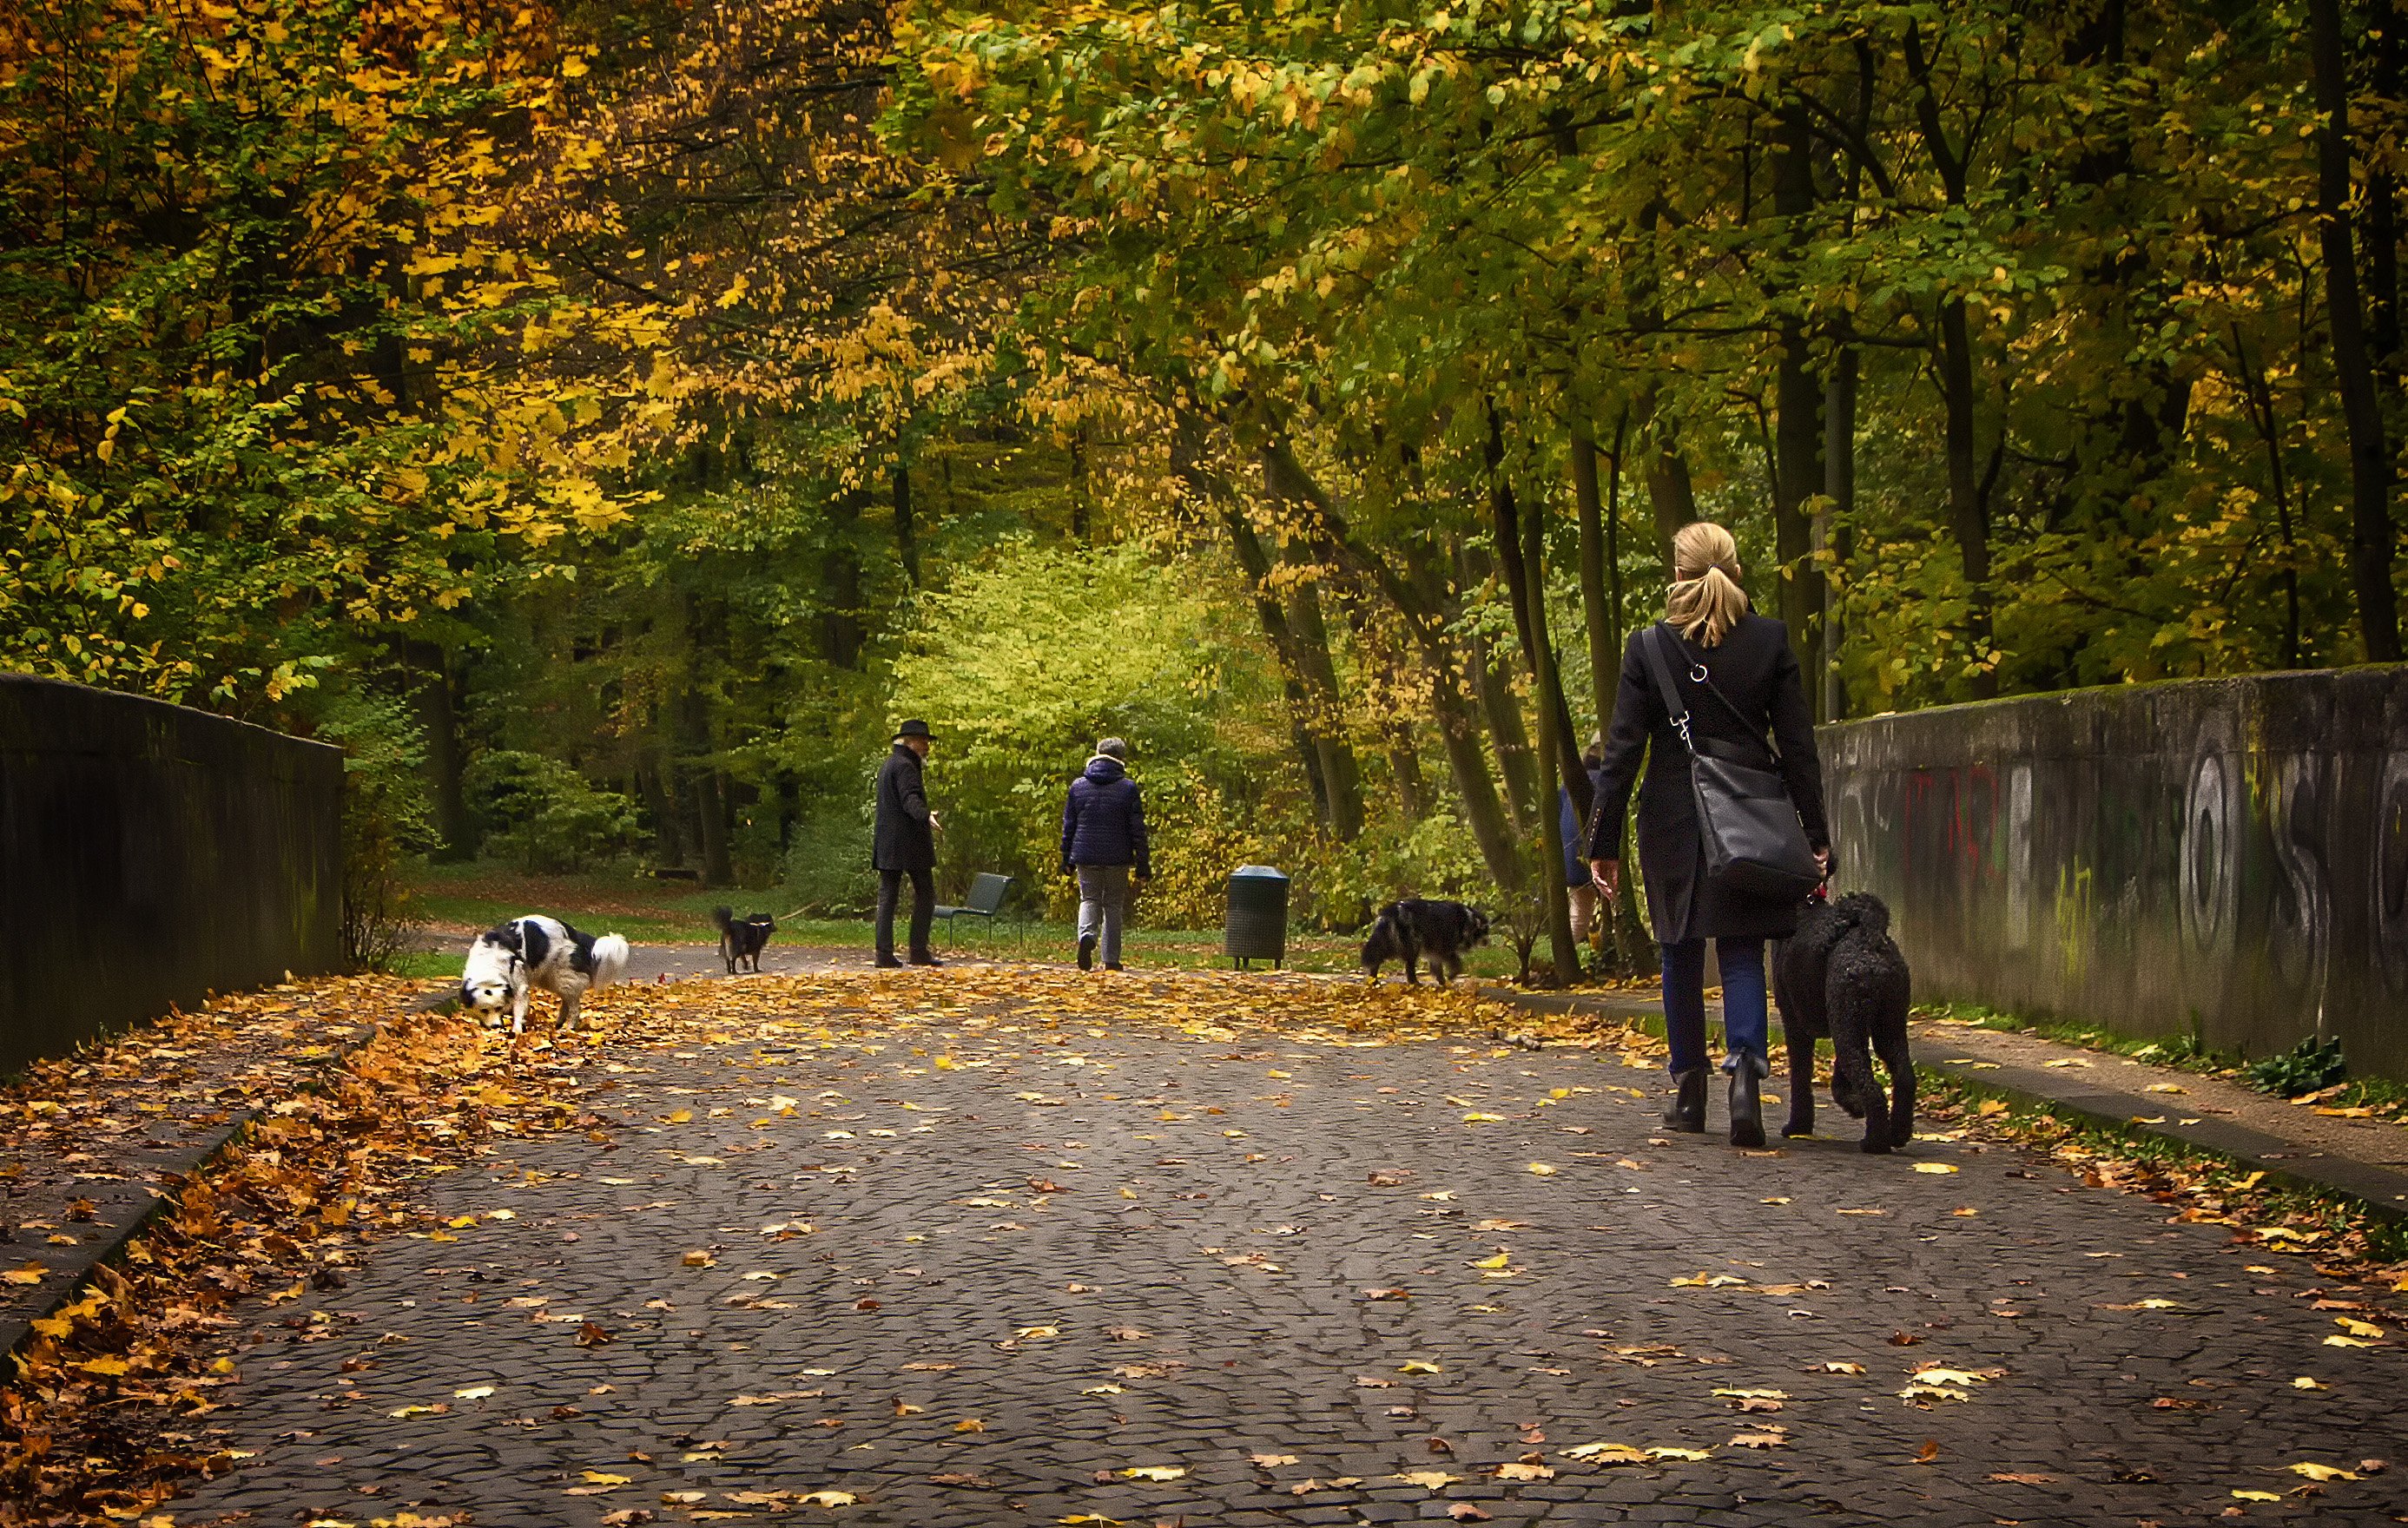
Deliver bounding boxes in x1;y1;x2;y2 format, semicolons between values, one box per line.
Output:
1586;522;1831;1147
873;719;941;968
1059;736;1151;971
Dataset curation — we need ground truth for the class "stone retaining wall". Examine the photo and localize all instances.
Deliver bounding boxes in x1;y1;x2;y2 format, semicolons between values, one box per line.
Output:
1823;667;2408;1078
0;677;342;1072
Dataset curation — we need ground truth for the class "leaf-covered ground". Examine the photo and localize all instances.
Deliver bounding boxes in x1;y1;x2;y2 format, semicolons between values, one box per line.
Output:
5;971;2406;1525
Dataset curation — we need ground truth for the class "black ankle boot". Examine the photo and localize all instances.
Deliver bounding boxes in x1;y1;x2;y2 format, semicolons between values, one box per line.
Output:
1726;1051;1769;1149
1662;1070;1707;1132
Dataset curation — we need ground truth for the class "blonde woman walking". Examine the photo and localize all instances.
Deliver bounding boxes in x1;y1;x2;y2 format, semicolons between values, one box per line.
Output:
1585;523;1831;1147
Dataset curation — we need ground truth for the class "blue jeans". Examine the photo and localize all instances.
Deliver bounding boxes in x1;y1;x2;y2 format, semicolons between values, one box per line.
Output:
1661;938;1768;1075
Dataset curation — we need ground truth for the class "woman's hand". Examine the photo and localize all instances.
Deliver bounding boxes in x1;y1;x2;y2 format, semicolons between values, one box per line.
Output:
1589;858;1620;900
1814;846;1831;882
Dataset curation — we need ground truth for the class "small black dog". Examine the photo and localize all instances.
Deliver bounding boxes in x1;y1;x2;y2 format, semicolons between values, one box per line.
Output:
1361;899;1490;986
713;906;775;974
1773;892;1914;1152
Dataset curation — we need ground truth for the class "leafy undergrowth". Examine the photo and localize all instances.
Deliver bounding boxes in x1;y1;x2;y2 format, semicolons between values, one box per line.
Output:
18;970;2407;1524
1920;1075;2408;1270
0;969;1626;1524
0;1000;584;1525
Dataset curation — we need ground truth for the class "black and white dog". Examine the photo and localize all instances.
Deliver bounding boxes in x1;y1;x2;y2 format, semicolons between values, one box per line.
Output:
1774;892;1915;1152
714;906;775;974
1361;899;1490;986
460;916;631;1035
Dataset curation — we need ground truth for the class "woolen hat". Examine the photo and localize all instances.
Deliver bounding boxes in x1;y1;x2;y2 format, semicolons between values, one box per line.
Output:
894;718;934;741
1095;737;1127;759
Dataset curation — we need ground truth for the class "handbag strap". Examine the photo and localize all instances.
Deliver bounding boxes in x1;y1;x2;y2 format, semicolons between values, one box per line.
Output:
1644;623;1783;768
1639;624;1699;755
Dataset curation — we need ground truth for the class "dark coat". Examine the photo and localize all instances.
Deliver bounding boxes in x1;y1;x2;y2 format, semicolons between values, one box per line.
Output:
873;742;935;872
1586;614;1830;943
1060;756;1151;875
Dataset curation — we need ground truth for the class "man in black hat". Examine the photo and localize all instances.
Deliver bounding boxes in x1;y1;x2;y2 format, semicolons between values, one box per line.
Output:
874;719;941;968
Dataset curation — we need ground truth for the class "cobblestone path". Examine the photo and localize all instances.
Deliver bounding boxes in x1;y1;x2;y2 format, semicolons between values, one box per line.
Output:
171;974;2406;1526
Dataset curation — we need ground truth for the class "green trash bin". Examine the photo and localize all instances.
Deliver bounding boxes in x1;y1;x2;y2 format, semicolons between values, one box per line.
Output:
1224;865;1290;970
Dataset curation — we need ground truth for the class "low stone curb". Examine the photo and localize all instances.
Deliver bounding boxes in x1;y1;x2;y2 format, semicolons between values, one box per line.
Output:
1480;984;2408;1225
0;989;449;1367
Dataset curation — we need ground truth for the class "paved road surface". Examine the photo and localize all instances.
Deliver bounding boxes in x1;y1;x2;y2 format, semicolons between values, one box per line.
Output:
171;979;2407;1525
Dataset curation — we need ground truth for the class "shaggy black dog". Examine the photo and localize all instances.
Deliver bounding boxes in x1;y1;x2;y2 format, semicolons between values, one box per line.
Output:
1361;899;1490;986
1773;892;1915;1152
713;906;776;974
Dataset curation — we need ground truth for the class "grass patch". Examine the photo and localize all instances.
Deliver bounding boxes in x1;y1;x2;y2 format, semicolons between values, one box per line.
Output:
1917;1000;2230;1073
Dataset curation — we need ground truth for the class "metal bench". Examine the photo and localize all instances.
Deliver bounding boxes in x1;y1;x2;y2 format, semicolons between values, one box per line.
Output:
932;872;1019;951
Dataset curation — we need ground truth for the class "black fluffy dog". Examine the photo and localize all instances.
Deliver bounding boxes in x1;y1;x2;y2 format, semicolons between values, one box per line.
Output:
713;906;775;974
1361;899;1490;986
1772;892;1915;1152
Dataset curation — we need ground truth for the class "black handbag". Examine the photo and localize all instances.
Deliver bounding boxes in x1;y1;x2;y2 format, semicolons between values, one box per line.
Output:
1639;624;1824;902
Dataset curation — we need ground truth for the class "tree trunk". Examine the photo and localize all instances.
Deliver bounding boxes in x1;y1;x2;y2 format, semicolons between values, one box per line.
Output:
639;752;683;867
407;639;470;860
821;489;866;668
1906;24;2002;695
893;460;919;585
1429;662;1528;895
1280;550;1366;841
1633;386;1699;568
1524;458;1580;985
701;768;736;887
2313;0;2404;660
1572;420;1616;746
1486;406;1592;824
1936;295;1996;693
1461;537;1542;833
1772;108;1824;675
1263;448;1367;840
1821;344;1858;721
1384;725;1427;821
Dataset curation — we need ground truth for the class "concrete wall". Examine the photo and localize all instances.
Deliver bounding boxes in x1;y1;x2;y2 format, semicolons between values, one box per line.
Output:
0;677;343;1073
1823;667;2408;1079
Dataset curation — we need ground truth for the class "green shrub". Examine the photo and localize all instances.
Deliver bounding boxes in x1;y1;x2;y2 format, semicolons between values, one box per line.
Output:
465;750;644;873
2243;1034;2347;1097
313;693;438;973
782;803;881;915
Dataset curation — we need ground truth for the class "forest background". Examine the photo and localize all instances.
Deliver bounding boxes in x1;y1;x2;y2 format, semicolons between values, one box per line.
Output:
5;0;2402;983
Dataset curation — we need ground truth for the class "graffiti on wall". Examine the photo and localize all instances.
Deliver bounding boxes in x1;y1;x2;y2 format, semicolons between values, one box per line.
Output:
1825;669;2408;1077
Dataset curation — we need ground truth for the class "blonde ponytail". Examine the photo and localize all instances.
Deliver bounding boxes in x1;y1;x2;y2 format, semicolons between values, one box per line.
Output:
1664;521;1750;647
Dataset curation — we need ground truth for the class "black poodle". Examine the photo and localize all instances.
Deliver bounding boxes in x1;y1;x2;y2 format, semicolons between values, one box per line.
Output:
1773;892;1915;1152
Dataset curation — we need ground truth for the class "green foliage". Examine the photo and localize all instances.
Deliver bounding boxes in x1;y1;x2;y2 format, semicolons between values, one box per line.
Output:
782;805;881;917
314;692;439;972
464;751;645;875
889;538;1330;924
2244;1035;2350;1098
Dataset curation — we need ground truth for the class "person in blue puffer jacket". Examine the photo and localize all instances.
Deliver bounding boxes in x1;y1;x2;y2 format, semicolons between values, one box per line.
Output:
1059;737;1151;971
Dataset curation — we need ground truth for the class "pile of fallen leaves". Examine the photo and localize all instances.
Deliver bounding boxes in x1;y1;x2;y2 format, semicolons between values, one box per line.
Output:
1919;1081;2408;1281
0;993;612;1525
0;967;1606;1524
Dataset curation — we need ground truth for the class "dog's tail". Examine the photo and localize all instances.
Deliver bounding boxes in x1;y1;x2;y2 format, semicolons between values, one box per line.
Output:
712;906;736;935
1828;892;1890;939
591;933;631;987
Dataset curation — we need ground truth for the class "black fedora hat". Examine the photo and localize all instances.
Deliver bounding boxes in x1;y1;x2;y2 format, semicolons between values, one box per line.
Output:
894;718;934;741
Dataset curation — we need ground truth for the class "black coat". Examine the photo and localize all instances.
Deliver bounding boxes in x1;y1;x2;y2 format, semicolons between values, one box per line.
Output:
1586;614;1830;943
873;743;935;872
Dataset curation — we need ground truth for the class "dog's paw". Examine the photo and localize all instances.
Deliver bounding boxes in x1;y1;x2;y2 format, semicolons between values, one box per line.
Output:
1780;1118;1813;1138
1857;1135;1892;1155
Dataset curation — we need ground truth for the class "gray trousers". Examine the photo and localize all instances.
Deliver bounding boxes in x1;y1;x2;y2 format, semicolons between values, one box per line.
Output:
1076;865;1131;968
